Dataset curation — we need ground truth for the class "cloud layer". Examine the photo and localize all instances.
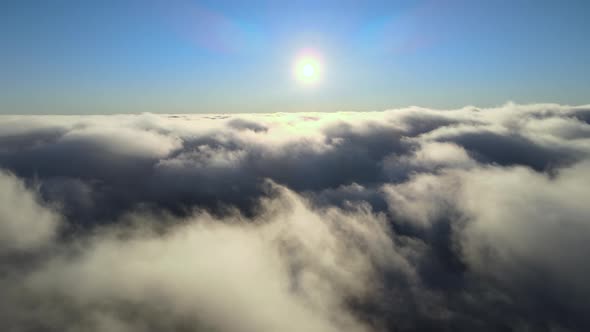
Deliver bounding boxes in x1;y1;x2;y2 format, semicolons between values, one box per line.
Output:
1;103;589;331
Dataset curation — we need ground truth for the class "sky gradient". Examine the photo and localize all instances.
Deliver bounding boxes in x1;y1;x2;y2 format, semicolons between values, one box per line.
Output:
2;0;589;114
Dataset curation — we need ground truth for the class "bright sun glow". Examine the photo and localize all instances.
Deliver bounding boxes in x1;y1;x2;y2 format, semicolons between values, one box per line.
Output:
303;63;315;77
294;52;322;84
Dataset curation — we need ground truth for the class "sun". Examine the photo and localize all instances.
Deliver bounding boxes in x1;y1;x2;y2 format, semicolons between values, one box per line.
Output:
294;52;322;84
303;63;315;77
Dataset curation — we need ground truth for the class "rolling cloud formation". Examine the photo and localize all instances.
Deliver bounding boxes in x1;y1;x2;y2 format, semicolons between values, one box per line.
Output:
1;103;590;331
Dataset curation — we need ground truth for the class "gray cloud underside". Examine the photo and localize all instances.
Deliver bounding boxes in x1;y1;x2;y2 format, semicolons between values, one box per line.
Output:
0;103;589;331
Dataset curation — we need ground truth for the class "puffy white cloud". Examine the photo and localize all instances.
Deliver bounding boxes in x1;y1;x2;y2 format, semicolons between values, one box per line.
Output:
0;170;60;252
0;103;589;331
458;162;590;301
6;183;411;332
58;126;182;159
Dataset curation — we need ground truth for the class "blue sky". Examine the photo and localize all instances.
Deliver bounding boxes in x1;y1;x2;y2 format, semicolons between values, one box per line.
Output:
1;0;589;114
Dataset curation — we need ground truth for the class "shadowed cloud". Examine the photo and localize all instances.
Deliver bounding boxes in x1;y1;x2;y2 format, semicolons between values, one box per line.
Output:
0;103;589;331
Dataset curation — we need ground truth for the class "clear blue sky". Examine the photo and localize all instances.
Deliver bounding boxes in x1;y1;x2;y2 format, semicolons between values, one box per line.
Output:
1;0;589;114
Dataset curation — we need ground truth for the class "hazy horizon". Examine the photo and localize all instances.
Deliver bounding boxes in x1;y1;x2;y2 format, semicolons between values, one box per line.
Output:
2;0;590;114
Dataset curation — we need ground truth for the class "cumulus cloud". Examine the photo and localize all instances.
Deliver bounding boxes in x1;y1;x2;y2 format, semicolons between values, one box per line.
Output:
0;103;589;331
458;163;590;316
2;183;407;332
0;170;60;252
